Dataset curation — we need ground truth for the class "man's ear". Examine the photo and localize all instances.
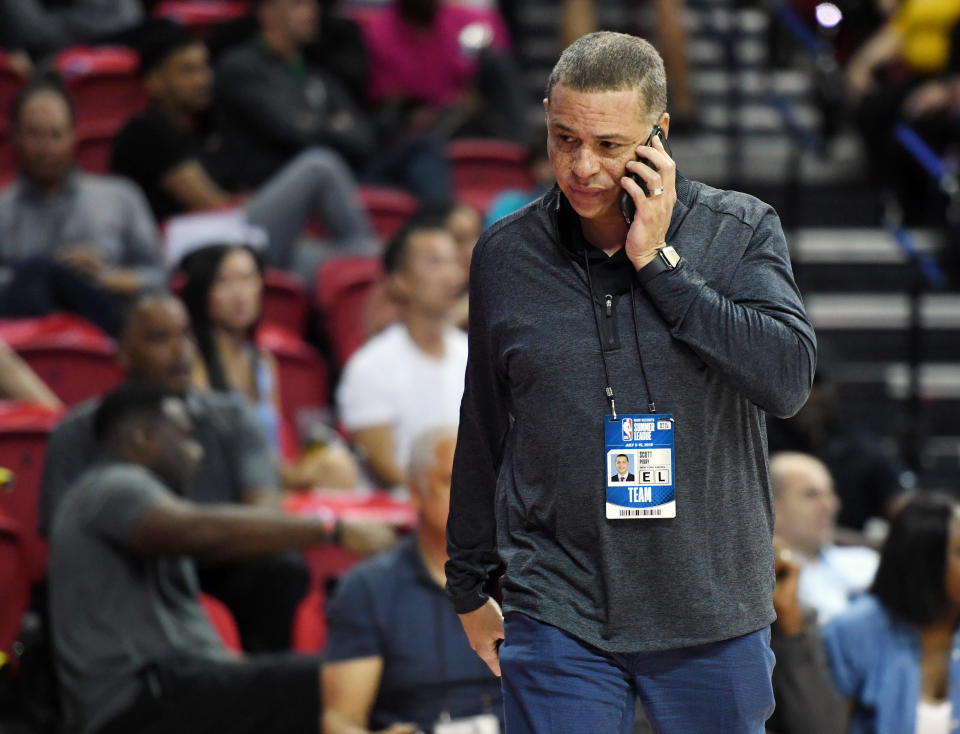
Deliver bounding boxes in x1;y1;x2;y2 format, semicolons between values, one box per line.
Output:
657;112;671;138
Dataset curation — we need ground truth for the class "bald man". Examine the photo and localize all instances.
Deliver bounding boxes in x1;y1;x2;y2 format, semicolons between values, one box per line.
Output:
771;452;878;624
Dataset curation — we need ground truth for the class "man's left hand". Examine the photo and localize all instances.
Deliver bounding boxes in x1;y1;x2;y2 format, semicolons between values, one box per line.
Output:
620;133;677;271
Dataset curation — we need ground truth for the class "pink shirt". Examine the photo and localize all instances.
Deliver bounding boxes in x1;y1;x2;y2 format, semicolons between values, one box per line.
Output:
361;3;510;108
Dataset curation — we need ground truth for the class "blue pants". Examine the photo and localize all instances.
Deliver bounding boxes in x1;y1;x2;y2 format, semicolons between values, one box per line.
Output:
499;613;775;734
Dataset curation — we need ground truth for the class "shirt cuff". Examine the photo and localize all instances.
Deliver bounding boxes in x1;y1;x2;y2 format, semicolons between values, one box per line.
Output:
447;587;490;615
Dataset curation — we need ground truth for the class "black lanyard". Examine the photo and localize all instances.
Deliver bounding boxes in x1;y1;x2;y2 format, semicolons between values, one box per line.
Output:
582;247;657;418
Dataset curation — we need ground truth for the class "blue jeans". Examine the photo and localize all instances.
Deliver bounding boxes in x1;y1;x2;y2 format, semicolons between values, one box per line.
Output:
499;613;775;734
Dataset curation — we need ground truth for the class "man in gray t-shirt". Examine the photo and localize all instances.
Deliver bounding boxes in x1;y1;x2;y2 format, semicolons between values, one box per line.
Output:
41;293;312;652
49;382;392;734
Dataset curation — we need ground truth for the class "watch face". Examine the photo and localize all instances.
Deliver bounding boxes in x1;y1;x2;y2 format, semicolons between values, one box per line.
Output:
661;246;680;268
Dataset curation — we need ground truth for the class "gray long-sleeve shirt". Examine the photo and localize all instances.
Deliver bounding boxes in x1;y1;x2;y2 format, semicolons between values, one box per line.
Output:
0;171;163;290
446;178;817;653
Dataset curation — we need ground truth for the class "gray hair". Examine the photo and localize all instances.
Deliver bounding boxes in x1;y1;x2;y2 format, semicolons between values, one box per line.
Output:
407;425;458;492
545;31;667;119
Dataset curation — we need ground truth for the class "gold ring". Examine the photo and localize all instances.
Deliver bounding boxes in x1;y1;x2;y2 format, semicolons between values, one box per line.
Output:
652;186;665;196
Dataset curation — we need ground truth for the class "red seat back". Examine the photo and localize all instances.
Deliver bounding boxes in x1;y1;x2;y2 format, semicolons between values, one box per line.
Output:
292;587;327;653
54;46;148;136
0;135;15;188
314;256;384;369
262;269;310;336
448;138;534;214
0;313;124;406
198;592;242;653
358;186;418;244
0;516;31;659
0;401;62;581
152;1;251;36
74;124;115;175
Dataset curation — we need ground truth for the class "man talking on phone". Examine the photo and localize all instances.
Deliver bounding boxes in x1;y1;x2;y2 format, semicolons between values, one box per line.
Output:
446;31;817;734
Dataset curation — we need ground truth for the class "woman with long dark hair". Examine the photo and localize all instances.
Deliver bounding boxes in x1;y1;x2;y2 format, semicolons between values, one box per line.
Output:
823;493;960;734
179;243;356;489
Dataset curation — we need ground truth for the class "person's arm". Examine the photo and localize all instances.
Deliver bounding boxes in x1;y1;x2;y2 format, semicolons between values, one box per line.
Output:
322;657;386;734
322;569;419;734
560;0;596;48
845;21;903;98
641;203;816;418
768;542;849;734
160;159;233;212
128;490;393;560
0;340;62;409
350;426;405;488
81;183;164;294
446;238;510;671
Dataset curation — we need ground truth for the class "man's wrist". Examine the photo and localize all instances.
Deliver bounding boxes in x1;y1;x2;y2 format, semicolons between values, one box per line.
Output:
629;241;666;271
636;244;680;285
450;589;490;615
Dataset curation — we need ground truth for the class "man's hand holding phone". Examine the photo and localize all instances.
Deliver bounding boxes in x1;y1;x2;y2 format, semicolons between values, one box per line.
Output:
620;126;677;272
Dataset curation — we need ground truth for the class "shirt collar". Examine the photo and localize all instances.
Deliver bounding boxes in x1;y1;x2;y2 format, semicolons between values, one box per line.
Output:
17;167;80;200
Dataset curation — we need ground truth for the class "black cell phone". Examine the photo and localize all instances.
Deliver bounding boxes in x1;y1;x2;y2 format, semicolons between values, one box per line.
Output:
619;124;672;225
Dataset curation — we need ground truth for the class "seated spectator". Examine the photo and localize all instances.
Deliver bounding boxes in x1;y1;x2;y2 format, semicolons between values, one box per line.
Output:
361;0;525;143
47;381;392;734
178;242;358;489
409;200;482;330
213;0;375;193
112;25;376;273
323;425;503;734
336;222;467;487
0;337;63;409
823;493;960;734
0;77;163;334
39;293;390;652
772;452;879;624
766;537;848;734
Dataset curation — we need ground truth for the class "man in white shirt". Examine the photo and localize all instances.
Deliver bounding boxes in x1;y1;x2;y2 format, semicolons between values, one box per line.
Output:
336;221;467;487
771;451;879;624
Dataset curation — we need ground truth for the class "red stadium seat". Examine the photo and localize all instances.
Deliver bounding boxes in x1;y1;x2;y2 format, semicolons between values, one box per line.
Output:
198;592;243;653
0;516;31;662
262;269;311;336
152;1;251;35
447;138;534;214
358;186;418;244
0;134;15;188
292;587;327;653
314;256;384;369
74;122;116;175
256;323;330;429
54;46;148;136
0;313;123;406
0;401;63;581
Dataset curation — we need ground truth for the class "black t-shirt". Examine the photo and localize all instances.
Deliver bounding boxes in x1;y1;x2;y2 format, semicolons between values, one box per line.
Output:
111;105;222;222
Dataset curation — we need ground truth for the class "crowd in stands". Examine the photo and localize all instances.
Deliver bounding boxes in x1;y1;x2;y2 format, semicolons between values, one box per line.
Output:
0;2;958;734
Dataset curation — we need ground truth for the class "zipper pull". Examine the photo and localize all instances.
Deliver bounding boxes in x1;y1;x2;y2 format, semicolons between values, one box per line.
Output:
604;294;613;317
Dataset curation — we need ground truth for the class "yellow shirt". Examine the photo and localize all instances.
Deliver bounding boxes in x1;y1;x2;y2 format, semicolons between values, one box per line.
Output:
892;0;960;73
